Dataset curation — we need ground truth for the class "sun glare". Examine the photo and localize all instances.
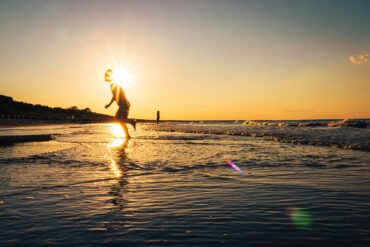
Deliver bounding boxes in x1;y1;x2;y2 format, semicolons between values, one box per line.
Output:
112;66;134;87
108;124;126;148
111;124;125;138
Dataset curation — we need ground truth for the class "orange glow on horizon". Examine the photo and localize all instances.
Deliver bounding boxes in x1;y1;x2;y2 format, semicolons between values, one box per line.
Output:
1;1;369;120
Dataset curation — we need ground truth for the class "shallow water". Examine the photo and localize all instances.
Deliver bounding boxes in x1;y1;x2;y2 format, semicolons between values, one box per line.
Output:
0;123;369;246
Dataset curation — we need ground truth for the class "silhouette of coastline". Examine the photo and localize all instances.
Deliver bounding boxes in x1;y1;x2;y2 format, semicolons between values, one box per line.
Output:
0;94;112;126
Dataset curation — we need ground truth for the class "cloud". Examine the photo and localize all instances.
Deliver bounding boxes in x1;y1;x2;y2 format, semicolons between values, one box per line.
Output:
350;53;369;65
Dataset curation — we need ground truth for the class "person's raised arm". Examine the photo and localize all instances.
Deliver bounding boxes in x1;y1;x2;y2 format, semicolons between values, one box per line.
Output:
105;96;115;109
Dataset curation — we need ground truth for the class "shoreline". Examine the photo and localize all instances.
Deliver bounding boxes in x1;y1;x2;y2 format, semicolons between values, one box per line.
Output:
0;118;156;129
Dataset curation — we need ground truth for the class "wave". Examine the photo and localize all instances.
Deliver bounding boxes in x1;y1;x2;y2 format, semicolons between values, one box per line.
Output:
243;119;370;128
147;123;370;151
327;119;369;128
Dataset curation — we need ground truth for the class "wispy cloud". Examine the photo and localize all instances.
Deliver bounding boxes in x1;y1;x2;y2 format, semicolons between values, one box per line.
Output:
349;53;369;65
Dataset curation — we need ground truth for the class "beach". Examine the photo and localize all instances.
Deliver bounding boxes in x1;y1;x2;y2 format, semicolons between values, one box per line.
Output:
0;122;369;246
1;0;369;245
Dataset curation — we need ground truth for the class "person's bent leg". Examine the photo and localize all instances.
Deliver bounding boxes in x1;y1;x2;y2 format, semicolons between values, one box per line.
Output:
127;118;136;131
117;108;132;137
123;109;136;131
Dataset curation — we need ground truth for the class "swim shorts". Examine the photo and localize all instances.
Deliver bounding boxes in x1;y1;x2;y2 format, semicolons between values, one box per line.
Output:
116;107;129;120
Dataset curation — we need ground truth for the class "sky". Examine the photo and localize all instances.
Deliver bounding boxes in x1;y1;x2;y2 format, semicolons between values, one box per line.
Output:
0;0;369;120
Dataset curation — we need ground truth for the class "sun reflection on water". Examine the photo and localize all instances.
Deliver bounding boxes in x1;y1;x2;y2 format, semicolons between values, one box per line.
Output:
108;124;126;148
104;150;123;178
109;138;125;148
105;124;130;177
111;124;125;138
108;156;122;177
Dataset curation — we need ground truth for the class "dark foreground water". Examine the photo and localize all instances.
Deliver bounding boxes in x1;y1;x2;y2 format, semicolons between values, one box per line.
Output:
0;123;369;246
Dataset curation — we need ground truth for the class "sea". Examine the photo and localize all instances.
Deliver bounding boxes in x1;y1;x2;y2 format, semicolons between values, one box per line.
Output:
0;121;369;246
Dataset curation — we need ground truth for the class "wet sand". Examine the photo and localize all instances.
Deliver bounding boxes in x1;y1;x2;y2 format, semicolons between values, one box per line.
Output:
0;134;54;145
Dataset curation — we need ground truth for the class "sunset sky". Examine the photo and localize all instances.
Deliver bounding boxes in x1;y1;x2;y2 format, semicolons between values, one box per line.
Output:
0;0;369;120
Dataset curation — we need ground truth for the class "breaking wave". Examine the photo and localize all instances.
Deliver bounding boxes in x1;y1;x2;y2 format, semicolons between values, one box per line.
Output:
243;119;369;128
147;121;370;151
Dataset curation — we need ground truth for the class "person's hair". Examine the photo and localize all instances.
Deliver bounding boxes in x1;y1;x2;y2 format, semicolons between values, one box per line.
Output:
104;69;113;83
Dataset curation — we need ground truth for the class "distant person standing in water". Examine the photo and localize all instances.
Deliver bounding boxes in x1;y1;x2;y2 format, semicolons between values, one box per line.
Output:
156;110;160;125
104;69;136;139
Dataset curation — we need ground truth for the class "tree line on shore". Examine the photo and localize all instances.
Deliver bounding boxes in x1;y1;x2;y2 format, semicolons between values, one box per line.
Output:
0;94;112;123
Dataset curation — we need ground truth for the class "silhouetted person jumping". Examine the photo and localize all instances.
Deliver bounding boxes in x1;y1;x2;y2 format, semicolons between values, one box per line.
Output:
157;110;160;125
104;69;136;139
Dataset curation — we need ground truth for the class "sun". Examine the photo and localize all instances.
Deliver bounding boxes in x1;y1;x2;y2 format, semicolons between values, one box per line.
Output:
111;66;134;87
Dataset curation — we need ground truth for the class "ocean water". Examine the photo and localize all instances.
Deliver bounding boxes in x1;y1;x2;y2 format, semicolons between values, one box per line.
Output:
0;123;369;246
153;120;370;151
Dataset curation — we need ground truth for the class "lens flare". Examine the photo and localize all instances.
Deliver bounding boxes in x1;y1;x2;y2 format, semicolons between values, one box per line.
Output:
288;208;312;230
225;159;243;175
